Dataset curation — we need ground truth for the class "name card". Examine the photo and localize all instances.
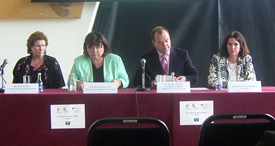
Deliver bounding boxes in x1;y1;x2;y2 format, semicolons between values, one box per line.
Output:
50;104;85;129
157;81;190;93
180;100;214;125
83;82;117;93
4;83;39;94
227;81;262;92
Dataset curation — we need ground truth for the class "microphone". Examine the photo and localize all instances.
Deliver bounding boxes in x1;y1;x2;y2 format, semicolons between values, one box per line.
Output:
137;58;150;91
140;58;146;70
0;59;8;92
0;59;8;69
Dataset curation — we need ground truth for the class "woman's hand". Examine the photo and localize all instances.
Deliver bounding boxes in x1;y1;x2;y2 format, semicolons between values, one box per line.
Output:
76;81;84;90
111;79;122;88
150;81;156;88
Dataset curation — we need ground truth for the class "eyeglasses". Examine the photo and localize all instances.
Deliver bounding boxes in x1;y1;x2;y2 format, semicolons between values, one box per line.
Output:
88;45;103;50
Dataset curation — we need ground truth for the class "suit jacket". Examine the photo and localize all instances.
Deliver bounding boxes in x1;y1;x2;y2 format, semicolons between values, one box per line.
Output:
133;47;199;87
207;53;256;88
68;53;129;88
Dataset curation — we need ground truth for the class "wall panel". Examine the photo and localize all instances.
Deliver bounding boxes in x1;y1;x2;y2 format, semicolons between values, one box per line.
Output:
0;0;84;19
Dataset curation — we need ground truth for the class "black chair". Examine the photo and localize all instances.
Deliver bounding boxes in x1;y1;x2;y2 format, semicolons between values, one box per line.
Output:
87;117;170;146
198;113;275;146
256;130;275;146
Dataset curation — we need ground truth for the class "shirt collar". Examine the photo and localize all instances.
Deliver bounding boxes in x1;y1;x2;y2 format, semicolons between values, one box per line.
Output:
157;50;170;57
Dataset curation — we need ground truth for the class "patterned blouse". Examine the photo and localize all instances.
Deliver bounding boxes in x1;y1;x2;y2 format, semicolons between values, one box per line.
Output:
208;53;257;88
13;55;65;88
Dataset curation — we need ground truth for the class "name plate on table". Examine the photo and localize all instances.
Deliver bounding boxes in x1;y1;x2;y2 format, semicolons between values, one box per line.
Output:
50;104;85;129
4;83;39;94
180;100;214;125
83;82;117;93
228;81;262;92
157;81;190;93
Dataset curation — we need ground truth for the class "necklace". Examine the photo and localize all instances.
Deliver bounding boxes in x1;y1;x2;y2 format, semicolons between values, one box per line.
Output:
32;58;44;68
228;62;237;70
228;58;237;70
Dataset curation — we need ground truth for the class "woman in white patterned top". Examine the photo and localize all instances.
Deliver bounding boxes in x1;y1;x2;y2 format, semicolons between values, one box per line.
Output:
208;31;256;88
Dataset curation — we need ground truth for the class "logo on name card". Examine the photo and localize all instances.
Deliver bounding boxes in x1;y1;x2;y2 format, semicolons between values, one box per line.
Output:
194;117;199;122
65;121;71;125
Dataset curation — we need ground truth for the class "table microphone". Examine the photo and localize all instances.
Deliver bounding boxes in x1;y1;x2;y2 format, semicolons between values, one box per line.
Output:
0;59;8;92
137;58;150;91
0;59;8;69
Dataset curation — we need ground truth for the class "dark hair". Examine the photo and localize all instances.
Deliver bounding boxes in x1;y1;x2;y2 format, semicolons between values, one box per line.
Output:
83;31;111;57
220;31;250;59
26;31;48;54
151;26;170;41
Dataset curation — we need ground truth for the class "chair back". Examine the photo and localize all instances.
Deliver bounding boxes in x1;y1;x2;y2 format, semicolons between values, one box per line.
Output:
198;113;275;146
87;117;170;146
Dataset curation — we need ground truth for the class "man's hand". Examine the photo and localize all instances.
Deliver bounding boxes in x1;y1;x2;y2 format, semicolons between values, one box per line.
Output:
176;76;186;82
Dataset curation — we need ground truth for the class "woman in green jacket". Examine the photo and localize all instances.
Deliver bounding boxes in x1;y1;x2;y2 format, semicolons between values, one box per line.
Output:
68;31;129;90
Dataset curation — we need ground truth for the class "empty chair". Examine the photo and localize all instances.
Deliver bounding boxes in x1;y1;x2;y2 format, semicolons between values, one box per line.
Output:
87;117;170;146
198;113;275;146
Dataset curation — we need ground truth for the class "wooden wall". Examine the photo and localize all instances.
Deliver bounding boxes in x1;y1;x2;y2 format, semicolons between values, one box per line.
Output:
0;0;84;19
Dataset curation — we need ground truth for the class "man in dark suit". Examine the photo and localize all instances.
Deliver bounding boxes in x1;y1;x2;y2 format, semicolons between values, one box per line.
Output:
133;26;199;87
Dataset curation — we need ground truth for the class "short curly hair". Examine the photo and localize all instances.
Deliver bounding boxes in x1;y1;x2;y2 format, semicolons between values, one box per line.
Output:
26;31;48;54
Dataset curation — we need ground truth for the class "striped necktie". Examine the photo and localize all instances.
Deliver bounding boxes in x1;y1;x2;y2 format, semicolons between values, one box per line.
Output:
161;54;169;75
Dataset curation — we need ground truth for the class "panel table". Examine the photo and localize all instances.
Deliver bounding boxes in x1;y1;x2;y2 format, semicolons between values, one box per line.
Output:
1;87;275;146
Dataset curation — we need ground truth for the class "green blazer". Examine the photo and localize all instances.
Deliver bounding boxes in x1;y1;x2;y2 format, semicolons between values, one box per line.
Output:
68;53;129;88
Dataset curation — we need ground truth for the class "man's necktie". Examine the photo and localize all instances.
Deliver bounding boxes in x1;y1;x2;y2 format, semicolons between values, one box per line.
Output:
161;54;169;75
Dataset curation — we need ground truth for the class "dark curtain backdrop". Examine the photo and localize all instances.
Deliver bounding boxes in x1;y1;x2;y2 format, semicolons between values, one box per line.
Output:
218;0;275;87
93;0;275;87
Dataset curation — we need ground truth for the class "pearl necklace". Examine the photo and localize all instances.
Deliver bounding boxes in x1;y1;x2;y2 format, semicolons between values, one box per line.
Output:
228;58;237;70
228;62;237;70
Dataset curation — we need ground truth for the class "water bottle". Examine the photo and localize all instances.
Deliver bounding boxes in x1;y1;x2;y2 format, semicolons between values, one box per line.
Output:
36;73;43;92
171;72;175;82
69;73;77;92
216;71;222;90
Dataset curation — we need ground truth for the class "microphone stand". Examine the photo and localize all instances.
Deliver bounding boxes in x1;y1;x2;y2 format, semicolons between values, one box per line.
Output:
0;67;6;92
137;66;150;91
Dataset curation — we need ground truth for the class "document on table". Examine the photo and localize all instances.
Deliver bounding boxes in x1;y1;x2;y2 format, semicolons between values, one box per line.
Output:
50;104;85;129
180;100;213;125
190;87;210;90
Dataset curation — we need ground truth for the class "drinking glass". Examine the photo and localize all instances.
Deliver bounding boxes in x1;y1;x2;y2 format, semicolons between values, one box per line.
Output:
23;75;31;84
